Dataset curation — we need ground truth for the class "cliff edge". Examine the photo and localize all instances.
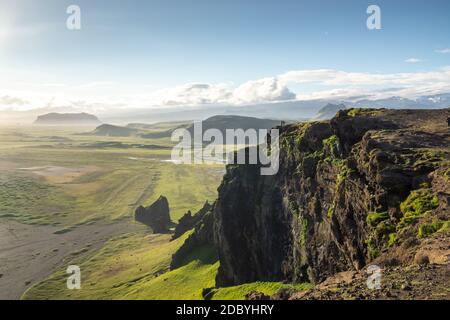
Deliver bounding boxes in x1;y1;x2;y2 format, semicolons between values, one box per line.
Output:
172;108;450;297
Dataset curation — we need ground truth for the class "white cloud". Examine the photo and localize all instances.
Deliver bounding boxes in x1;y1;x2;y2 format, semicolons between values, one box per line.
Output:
0;95;28;106
435;48;450;54
405;58;422;63
140;79;295;106
232;77;295;104
148;83;232;106
278;67;450;88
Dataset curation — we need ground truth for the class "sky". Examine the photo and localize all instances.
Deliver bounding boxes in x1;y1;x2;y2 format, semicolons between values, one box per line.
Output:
0;0;450;112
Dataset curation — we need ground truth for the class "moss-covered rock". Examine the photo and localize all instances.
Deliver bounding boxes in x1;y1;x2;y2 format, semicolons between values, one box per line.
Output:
417;220;450;238
397;189;439;231
366;211;389;227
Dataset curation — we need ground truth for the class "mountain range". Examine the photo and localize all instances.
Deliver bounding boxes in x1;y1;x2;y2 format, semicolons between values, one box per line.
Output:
2;93;450;125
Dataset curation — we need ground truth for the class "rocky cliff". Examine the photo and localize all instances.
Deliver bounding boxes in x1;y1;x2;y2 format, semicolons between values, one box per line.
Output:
173;108;450;291
172;201;213;240
135;196;173;233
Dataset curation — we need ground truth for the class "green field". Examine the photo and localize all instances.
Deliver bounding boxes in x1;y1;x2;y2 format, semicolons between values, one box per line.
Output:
22;232;194;299
0;125;224;227
0;125;223;299
1;125;309;300
22;229;309;300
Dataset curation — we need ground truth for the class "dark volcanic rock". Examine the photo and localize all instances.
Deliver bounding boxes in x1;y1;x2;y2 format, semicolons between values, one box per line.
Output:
172;201;213;240
245;291;270;300
213;108;450;286
170;204;216;269
135;196;172;233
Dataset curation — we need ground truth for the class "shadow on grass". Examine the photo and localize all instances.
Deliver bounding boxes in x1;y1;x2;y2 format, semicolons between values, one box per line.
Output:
175;244;218;268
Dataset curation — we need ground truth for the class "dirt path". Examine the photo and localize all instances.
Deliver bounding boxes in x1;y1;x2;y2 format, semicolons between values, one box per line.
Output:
0;219;137;300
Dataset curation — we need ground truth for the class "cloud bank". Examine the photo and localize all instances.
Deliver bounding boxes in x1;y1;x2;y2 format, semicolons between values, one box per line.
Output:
0;95;28;106
2;66;450;112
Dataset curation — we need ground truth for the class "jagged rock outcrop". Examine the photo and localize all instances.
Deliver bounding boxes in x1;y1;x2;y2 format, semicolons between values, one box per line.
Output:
172;201;213;240
135;196;173;233
170;205;216;269
213;108;450;286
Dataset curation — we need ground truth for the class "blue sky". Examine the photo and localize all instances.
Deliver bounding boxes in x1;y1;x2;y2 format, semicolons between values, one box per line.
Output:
1;0;450;111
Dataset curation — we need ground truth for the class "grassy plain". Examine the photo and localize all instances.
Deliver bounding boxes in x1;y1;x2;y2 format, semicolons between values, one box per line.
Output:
23;229;308;300
0;124;224;299
2;125;309;300
0;125;223;228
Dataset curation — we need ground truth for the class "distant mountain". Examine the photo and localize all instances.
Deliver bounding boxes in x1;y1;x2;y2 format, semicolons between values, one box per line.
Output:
314;103;347;120
140;129;178;139
348;93;450;109
128;121;191;138
100;100;323;124
15;92;450;126
126;116;282;139
100;94;450;125
127;120;191;130
350;96;421;109
414;93;450;108
186;115;282;136
87;124;139;137
83;122;190;139
33;112;101;126
222;100;326;120
126;123;154;130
